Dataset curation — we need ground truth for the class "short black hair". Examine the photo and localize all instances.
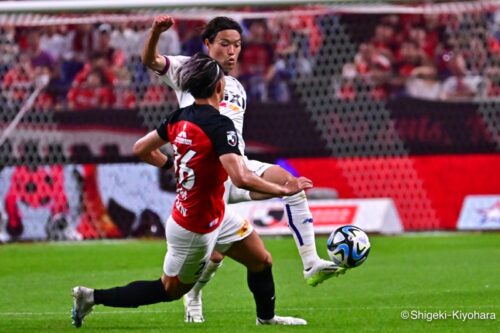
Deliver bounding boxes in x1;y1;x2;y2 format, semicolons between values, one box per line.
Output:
201;16;242;43
176;53;224;99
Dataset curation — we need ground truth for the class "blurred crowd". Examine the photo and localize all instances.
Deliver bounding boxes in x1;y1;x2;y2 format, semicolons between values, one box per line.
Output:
0;21;182;111
0;15;317;111
338;11;500;101
1;10;499;112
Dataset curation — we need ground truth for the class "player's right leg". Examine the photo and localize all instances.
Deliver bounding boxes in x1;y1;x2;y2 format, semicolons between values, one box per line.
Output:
244;162;346;286
71;286;94;328
71;278;176;328
217;208;307;326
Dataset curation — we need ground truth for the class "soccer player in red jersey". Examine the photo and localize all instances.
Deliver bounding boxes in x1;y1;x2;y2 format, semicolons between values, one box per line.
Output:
142;15;345;323
71;53;311;327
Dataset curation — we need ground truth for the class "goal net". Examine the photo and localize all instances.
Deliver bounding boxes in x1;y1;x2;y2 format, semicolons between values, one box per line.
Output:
0;0;498;241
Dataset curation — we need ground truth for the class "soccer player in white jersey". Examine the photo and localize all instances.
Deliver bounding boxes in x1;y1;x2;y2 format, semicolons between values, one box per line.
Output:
142;15;345;323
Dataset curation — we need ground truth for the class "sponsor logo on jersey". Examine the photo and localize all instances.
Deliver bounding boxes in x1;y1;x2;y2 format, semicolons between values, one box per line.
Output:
227;131;237;146
222;90;246;111
220;101;241;112
175;123;193;145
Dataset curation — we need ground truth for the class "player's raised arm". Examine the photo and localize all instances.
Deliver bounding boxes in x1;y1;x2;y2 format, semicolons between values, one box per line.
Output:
219;154;313;197
141;15;174;72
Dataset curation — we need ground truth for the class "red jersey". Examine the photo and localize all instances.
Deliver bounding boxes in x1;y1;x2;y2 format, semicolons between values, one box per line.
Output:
156;103;240;233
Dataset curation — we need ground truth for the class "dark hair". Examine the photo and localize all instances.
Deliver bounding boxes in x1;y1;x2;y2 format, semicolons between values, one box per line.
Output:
88;68;108;85
201;16;242;43
176;53;224;99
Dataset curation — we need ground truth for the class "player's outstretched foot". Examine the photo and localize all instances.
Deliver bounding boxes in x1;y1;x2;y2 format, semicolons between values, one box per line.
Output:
257;315;307;325
71;286;94;328
304;259;346;287
183;290;204;323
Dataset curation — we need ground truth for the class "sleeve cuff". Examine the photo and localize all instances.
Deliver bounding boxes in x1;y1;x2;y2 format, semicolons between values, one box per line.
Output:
156;55;170;76
156;127;167;141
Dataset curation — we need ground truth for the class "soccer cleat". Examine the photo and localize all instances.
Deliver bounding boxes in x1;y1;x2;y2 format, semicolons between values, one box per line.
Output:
71;286;94;328
183;290;204;323
257;315;307;325
304;259;346;287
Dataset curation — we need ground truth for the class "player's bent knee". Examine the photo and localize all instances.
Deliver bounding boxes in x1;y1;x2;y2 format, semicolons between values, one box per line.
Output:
261;250;273;269
261;165;294;185
262;250;273;267
248;250;272;272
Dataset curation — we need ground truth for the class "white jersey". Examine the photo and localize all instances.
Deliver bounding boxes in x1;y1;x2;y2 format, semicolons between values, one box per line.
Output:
158;55;247;156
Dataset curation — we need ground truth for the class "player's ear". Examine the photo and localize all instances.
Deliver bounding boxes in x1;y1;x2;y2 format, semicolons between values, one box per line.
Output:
216;79;223;95
204;38;211;49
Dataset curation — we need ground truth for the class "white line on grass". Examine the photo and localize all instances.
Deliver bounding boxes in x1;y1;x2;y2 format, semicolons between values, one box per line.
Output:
400;231;495;238
0;304;497;317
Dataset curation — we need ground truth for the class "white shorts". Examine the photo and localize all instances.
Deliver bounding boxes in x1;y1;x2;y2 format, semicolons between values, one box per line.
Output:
163;206;253;283
223;159;274;204
245;159;274;177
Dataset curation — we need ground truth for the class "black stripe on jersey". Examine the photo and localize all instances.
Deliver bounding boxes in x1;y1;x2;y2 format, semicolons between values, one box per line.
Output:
156;103;241;157
155;55;170;76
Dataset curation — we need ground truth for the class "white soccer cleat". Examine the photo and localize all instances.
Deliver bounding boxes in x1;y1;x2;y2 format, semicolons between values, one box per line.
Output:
183;290;204;323
304;258;346;287
257;315;307;325
71;286;94;328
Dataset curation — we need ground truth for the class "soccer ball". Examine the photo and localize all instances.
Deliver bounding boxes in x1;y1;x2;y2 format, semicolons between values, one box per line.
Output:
327;225;371;268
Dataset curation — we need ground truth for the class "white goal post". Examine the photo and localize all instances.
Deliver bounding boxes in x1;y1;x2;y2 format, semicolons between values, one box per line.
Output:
0;1;498;28
3;0;345;13
0;0;498;14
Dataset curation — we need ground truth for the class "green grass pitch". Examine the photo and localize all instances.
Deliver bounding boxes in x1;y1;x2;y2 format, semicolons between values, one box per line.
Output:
0;233;498;333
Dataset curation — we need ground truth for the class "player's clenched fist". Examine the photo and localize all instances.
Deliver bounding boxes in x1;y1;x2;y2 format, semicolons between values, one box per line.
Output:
152;15;174;33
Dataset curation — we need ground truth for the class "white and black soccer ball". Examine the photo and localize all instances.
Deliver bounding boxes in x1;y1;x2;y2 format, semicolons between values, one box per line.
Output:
327;225;371;268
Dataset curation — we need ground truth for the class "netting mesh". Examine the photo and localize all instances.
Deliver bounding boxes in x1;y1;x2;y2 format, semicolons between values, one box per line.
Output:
295;14;437;227
0;1;499;240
